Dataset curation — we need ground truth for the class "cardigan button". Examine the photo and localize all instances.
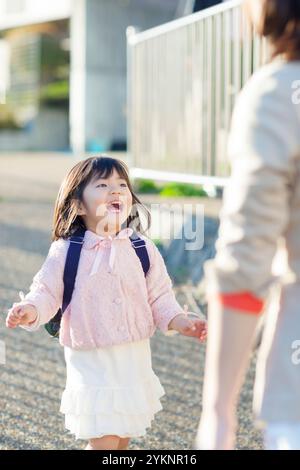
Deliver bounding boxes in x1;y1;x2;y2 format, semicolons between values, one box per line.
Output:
114;297;122;305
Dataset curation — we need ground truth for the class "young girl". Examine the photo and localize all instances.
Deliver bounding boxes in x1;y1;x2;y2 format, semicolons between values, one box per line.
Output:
6;156;207;451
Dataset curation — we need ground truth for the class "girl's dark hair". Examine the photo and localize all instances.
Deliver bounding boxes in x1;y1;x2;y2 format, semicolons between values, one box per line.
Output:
52;156;151;240
261;0;300;60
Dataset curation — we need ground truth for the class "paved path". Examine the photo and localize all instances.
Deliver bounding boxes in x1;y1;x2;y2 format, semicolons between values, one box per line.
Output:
0;154;263;450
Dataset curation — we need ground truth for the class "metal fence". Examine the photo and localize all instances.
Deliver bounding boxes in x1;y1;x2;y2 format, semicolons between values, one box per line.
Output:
127;0;270;188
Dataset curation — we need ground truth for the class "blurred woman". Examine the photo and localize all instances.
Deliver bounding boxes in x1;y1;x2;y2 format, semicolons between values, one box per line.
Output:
195;0;300;450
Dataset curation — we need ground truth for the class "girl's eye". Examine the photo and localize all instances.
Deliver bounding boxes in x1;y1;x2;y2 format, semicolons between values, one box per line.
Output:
95;182;127;188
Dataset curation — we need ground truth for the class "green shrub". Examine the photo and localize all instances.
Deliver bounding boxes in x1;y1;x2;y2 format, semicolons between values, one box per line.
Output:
134;179;160;194
40;80;69;100
40;80;69;107
159;182;207;197
134;179;208;198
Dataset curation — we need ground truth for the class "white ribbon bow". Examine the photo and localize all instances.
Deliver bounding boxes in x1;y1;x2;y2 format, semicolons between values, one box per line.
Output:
85;228;133;276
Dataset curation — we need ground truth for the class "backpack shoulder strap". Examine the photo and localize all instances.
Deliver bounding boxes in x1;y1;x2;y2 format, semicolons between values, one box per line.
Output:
61;226;86;313
130;234;150;277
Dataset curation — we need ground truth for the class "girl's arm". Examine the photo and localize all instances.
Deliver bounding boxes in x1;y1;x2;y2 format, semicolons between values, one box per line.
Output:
145;240;185;333
17;239;68;331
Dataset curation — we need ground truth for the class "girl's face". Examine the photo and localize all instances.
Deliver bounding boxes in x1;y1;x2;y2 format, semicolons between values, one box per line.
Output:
78;168;133;235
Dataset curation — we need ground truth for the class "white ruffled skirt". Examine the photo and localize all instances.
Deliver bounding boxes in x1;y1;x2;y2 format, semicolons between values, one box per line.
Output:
59;338;165;440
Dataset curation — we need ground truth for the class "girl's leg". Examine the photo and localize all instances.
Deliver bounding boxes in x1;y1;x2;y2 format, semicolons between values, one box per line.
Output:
85;435;120;450
118;438;130;450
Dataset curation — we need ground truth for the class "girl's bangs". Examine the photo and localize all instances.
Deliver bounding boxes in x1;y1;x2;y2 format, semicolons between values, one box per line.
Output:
89;157;129;183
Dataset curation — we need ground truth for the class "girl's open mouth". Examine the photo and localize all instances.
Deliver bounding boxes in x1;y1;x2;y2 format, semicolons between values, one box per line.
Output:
106;201;123;213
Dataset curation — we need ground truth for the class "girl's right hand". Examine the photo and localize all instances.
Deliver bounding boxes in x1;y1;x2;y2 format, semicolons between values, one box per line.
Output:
6;303;38;329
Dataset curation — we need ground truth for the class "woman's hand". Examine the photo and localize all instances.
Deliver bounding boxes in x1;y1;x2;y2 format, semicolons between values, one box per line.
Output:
168;308;207;342
6;303;38;329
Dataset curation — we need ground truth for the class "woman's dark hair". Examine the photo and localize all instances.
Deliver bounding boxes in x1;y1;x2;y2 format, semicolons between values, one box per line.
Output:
261;0;300;60
52;155;151;240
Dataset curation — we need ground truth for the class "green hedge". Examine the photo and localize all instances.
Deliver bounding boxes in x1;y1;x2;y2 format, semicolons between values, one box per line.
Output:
134;179;208;198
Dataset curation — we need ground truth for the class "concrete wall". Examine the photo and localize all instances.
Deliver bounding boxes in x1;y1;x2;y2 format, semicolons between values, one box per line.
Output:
71;0;178;154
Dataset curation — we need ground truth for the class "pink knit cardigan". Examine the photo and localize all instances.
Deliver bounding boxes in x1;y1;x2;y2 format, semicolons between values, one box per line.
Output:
19;229;184;349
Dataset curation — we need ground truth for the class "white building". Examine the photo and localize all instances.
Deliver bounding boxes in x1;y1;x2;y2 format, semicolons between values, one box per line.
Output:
0;0;180;153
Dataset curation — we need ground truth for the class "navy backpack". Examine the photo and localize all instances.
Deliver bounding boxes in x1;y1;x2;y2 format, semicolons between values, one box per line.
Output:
44;226;150;338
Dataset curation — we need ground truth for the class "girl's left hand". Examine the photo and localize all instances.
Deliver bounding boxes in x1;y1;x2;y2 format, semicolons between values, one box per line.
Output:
168;311;207;342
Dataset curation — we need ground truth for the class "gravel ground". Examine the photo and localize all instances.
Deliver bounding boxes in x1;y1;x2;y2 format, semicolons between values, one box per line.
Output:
0;154;263;450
